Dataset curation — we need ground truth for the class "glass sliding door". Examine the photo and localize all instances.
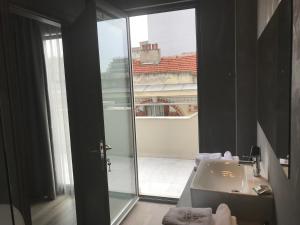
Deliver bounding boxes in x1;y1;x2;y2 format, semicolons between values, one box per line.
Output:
97;13;138;224
130;9;198;198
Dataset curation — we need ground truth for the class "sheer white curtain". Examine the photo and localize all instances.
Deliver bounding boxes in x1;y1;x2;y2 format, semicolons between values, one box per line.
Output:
43;34;74;195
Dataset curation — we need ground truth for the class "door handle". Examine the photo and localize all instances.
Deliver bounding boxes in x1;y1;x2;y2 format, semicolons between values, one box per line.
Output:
90;142;111;154
90;141;105;160
105;144;112;151
89;141;106;170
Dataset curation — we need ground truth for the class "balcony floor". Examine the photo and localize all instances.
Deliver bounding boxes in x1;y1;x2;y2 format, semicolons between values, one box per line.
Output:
138;157;195;198
107;156;195;199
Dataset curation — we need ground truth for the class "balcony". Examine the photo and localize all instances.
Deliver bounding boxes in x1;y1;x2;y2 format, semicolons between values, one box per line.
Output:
136;113;198;198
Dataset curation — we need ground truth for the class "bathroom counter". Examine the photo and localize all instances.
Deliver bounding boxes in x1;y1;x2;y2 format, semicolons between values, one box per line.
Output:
177;168;275;225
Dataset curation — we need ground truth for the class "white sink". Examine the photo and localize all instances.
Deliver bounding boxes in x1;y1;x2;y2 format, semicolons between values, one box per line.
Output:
190;160;274;223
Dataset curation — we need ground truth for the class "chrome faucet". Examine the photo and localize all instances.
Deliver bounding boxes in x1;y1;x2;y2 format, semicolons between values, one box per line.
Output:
250;146;261;177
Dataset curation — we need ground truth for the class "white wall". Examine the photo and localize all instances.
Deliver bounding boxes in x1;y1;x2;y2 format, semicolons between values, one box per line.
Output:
135;113;199;159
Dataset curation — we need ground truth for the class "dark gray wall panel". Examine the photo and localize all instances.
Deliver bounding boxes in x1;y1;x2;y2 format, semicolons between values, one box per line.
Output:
236;0;257;156
257;0;292;161
257;0;300;224
197;0;236;154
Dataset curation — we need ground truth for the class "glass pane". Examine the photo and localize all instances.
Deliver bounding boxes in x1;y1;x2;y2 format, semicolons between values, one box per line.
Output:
130;9;198;198
97;17;137;224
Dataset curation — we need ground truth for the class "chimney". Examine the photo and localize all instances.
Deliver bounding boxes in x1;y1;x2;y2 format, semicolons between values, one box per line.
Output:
139;42;161;64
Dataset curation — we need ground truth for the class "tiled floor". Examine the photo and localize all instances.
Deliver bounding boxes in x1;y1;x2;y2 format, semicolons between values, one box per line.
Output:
107;155;136;194
138;157;195;198
107;156;195;198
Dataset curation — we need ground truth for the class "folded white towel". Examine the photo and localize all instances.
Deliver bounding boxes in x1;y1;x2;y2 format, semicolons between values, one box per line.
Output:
162;207;213;225
214;204;232;225
223;151;233;160
195;153;222;166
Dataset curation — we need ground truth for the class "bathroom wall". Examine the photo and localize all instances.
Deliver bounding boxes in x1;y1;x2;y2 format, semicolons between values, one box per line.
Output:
257;0;300;224
197;0;236;154
236;0;257;155
197;0;257;156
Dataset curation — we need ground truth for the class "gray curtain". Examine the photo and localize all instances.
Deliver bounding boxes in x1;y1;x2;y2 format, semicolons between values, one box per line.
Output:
1;1;31;225
11;15;56;204
0;1;11;213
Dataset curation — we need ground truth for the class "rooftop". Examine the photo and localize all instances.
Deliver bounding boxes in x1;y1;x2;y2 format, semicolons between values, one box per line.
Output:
132;54;197;75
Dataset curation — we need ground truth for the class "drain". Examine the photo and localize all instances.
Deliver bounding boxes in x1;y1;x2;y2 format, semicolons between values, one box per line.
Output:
232;189;240;193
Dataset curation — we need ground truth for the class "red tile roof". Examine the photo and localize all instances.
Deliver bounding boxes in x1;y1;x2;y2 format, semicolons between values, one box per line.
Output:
132;54;197;75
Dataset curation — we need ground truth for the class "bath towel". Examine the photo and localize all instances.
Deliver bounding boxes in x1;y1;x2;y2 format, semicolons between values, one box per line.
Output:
162;207;213;225
195;153;222;166
214;204;232;225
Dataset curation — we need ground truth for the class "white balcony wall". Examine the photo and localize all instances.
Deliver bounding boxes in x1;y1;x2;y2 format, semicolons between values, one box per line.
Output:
136;113;199;159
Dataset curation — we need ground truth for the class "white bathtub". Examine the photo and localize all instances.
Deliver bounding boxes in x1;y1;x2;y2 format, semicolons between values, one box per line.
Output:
190;160;274;222
191;160;247;193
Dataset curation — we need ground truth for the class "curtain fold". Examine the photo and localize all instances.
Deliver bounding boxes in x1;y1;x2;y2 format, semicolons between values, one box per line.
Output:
1;2;32;224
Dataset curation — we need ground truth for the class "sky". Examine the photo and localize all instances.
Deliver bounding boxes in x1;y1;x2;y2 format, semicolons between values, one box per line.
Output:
97;16;148;71
97;19;128;71
129;9;196;56
129;15;148;47
97;9;196;70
